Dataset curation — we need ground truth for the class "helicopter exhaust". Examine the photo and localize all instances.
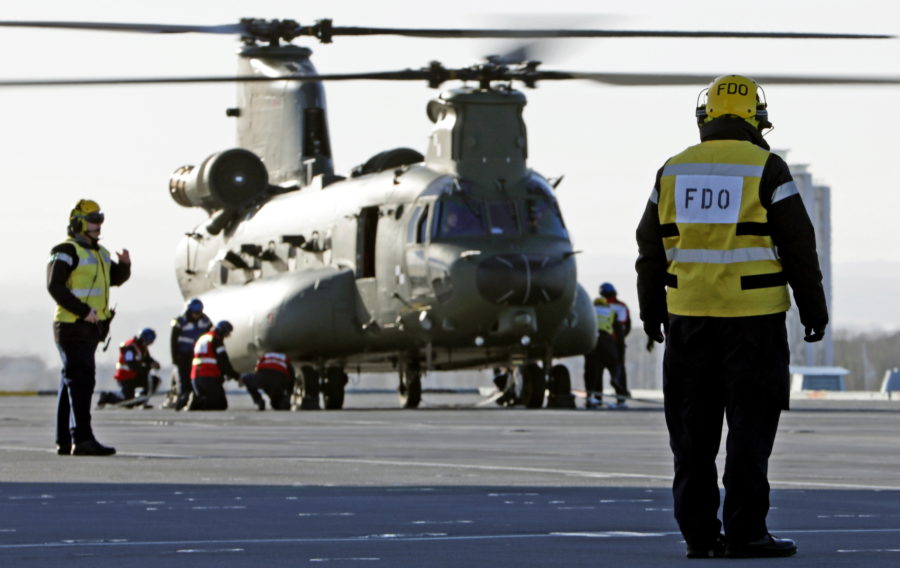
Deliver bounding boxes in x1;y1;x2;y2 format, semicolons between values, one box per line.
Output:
169;148;269;211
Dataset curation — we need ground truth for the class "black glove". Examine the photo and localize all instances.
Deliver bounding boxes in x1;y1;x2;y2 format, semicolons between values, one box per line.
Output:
643;320;666;348
804;325;826;343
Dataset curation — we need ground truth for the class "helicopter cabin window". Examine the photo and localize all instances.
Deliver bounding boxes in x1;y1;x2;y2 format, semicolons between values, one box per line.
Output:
525;198;569;238
432;198;485;239
487;200;519;235
411;205;429;244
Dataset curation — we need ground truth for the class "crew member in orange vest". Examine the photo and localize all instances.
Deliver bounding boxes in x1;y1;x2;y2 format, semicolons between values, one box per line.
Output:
98;328;160;408
188;320;238;410
242;352;296;410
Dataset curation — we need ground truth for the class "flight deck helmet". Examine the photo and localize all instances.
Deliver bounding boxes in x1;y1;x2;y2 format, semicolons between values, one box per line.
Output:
695;75;772;130
68;199;105;235
186;298;204;314
215;320;234;337
599;282;616;297
138;328;156;345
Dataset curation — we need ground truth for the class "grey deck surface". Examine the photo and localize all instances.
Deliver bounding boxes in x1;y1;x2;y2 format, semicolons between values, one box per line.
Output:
1;393;898;566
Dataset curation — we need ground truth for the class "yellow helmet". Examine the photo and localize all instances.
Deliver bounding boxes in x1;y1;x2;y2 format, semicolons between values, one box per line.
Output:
68;199;104;234
695;74;771;129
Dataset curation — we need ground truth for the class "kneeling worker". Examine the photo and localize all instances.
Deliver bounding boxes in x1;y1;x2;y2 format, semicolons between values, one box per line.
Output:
189;320;238;410
242;352;296;410
99;327;160;408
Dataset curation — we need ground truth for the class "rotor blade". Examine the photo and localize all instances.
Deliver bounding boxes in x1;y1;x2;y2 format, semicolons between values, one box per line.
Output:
0;20;246;35
0;71;438;88
2;68;899;89
329;26;894;40
0;20;893;41
538;71;900;86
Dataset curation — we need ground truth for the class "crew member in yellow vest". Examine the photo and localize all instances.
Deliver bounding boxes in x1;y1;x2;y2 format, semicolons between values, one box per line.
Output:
600;282;632;407
582;295;620;409
47;199;131;456
636;75;828;559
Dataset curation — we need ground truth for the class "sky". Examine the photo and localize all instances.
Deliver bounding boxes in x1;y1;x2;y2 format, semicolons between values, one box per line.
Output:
1;0;899;364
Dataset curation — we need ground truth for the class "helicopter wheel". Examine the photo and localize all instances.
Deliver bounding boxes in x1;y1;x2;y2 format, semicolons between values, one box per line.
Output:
322;367;347;410
546;364;576;409
519;362;546;409
291;365;321;410
398;362;422;409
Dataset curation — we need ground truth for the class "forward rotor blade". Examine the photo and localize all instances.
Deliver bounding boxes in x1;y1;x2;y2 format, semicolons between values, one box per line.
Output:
2;69;899;89
0;71;436;88
539;71;900;86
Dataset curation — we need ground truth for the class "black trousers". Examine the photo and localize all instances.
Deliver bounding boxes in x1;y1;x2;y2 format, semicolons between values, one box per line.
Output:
583;332;622;398
663;313;789;547
56;340;99;445
174;354;193;404
243;369;292;410
191;376;228;410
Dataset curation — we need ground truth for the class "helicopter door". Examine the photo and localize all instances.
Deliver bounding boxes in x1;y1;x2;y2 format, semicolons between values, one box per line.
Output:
405;204;432;299
357;206;379;279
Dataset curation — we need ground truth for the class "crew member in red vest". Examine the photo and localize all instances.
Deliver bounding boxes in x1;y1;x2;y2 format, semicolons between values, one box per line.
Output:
242;352;296;410
98;328;160;408
188;320;238;410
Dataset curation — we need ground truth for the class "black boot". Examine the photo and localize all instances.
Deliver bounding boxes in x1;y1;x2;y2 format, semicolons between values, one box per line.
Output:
71;439;116;456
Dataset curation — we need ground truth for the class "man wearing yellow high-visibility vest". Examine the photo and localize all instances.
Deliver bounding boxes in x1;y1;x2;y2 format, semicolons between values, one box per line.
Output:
636;75;828;559
47;199;131;456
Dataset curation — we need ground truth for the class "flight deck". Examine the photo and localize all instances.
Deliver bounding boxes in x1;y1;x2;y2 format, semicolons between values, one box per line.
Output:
1;393;898;567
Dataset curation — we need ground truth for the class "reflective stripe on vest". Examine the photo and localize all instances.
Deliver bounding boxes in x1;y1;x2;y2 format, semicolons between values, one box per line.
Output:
53;239;113;322
173;315;213;353
657;140;790;317
256;353;290;375
114;337;142;381
191;331;221;379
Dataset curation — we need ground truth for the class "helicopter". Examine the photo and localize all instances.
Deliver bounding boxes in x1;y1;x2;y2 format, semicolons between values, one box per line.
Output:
2;19;898;410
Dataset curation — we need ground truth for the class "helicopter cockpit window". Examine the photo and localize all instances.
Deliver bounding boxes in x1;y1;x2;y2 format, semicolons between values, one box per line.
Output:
525;198;569;238
415;205;430;244
487;200;519;235
432;198;486;239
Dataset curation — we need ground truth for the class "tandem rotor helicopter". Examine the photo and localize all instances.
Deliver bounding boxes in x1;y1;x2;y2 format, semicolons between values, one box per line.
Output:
3;18;898;409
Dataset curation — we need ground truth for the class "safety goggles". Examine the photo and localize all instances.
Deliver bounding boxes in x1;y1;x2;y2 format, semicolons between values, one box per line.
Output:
83;212;105;224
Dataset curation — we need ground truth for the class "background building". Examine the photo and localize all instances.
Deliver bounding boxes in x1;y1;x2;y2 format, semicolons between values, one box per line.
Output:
780;152;835;367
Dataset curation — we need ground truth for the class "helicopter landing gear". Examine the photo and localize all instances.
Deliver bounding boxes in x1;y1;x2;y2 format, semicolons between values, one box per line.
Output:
292;365;321;410
322;366;348;410
546;364;576;409
518;362;547;409
398;359;422;409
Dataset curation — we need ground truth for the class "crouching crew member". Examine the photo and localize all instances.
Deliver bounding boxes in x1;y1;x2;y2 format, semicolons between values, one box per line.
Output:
99;328;160;408
242;352;295;410
189;320;237;410
170;298;213;410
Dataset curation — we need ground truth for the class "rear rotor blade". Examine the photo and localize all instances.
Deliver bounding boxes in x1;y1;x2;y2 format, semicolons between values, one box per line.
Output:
0;20;245;35
0;20;893;42
329;26;894;40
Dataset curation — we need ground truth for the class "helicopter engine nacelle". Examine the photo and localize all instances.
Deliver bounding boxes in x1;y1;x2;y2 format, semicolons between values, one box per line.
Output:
169;148;269;211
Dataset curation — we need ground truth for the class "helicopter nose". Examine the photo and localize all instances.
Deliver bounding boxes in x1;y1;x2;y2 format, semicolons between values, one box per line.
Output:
475;253;570;306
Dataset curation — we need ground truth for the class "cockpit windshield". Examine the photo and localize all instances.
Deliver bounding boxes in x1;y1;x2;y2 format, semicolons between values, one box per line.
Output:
432;197;486;239
429;191;568;240
525;197;568;238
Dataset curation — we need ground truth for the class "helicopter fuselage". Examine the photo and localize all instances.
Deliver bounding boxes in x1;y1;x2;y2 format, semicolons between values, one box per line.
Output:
175;160;596;374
